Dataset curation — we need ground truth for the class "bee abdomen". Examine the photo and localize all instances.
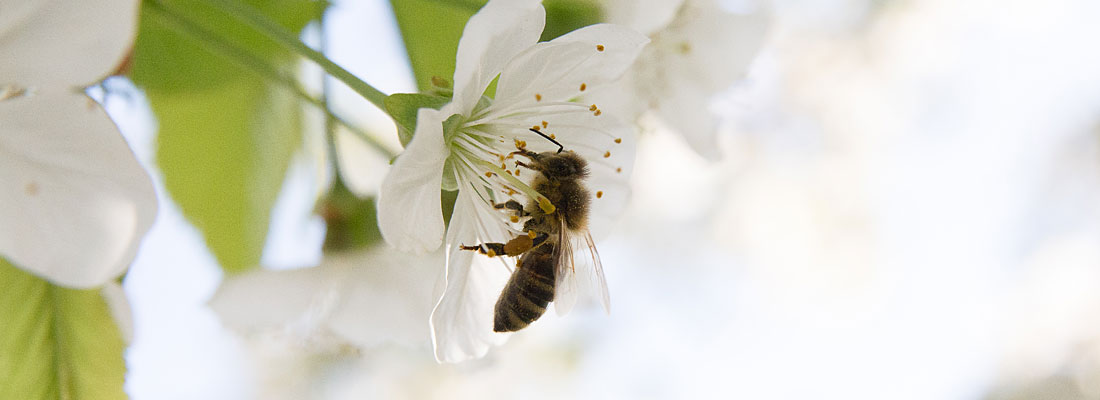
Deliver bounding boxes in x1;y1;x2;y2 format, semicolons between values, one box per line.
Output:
494;250;556;332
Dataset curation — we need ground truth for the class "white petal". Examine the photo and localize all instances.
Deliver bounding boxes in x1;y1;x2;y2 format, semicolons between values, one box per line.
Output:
602;0;686;35
495;24;649;105
378;108;448;252
659;2;769;90
515;112;636;240
208;266;338;333
429;190;512;363
450;0;545;113
653;82;722;160
0;0;139;87
0;91;156;288
326;248;441;349
101;281;133;344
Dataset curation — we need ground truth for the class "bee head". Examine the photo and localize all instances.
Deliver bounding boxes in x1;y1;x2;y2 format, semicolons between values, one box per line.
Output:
536;151;589;180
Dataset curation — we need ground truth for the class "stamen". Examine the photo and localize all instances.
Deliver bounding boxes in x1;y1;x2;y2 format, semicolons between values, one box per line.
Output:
549;133;556;139
614;138;622;144
514;139;527;149
535;93;542;101
594;109;602;116
580;83;587;91
596;191;603;199
603;151;611;158
541;121;548;129
531;125;541;131
485;171;494;178
514;169;521;176
596;44;605;52
589;104;598;111
538;197;556;214
616;167;623;173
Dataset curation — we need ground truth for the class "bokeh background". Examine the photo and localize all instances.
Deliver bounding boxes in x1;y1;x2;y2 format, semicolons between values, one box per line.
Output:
110;0;1100;398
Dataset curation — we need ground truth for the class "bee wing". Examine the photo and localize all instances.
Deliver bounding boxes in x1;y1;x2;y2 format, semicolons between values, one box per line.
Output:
553;218;578;316
582;229;611;314
554;226;611;316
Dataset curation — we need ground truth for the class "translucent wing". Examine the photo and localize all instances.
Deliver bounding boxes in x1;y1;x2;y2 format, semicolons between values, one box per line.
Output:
582;230;610;314
553;218;578;316
553;224;611;316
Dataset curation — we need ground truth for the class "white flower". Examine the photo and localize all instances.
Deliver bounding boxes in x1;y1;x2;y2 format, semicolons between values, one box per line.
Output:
596;0;769;159
377;0;647;362
0;0;157;288
209;247;442;350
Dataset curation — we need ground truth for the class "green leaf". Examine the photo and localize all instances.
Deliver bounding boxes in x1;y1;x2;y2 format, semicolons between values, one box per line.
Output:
132;0;327;93
131;0;323;273
148;80;302;273
384;93;451;147
318;183;383;252
541;0;604;41
390;0;482;91
389;0;603;92
0;260;127;400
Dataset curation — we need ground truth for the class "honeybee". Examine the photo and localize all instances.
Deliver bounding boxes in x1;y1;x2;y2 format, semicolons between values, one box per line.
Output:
460;129;610;332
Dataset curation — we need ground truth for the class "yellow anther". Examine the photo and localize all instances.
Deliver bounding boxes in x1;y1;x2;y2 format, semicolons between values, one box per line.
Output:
603;151;611;158
549;133;556;139
614;138;622;144
531;125;540;131
596;44;605;52
541;121;548;128
538;196;556;214
514;169;521;176
528;230;537;239
616;167;622;173
487;249;497;257
596;191;603;198
510;215;520;223
594;109;602;116
580;83;587;91
589;104;598;111
485;171;493;178
535;93;542;101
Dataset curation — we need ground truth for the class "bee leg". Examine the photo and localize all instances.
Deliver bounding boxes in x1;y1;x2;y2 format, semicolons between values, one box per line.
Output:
509;148;539;159
493;199;529;218
459;242;507;257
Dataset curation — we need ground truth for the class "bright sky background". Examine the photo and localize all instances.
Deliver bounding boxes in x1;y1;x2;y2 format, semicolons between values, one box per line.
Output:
113;0;1100;399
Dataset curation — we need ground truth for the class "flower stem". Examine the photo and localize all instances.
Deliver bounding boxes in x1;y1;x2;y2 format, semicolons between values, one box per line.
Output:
145;0;396;158
200;0;390;111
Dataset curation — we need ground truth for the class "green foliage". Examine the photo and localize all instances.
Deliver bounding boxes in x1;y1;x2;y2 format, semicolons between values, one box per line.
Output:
389;0;604;93
385;93;451;147
0;260;127;400
131;0;324;273
319;183;383;252
541;0;605;41
389;0;481;92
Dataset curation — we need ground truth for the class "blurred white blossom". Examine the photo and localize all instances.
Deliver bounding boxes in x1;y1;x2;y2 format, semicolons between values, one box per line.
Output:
595;0;769;159
0;0;156;288
209;247;442;351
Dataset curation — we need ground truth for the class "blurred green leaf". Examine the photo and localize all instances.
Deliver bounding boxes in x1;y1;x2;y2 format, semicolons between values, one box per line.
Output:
541;0;604;41
131;0;323;273
389;0;481;92
389;0;602;93
318;184;382;252
0;260;127;400
385;93;451;146
132;0;327;93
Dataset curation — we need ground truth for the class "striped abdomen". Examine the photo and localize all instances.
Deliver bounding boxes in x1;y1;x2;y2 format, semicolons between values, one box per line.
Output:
494;245;556;332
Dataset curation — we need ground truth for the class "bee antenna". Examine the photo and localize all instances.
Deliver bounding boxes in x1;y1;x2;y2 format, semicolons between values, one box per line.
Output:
528;128;564;154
